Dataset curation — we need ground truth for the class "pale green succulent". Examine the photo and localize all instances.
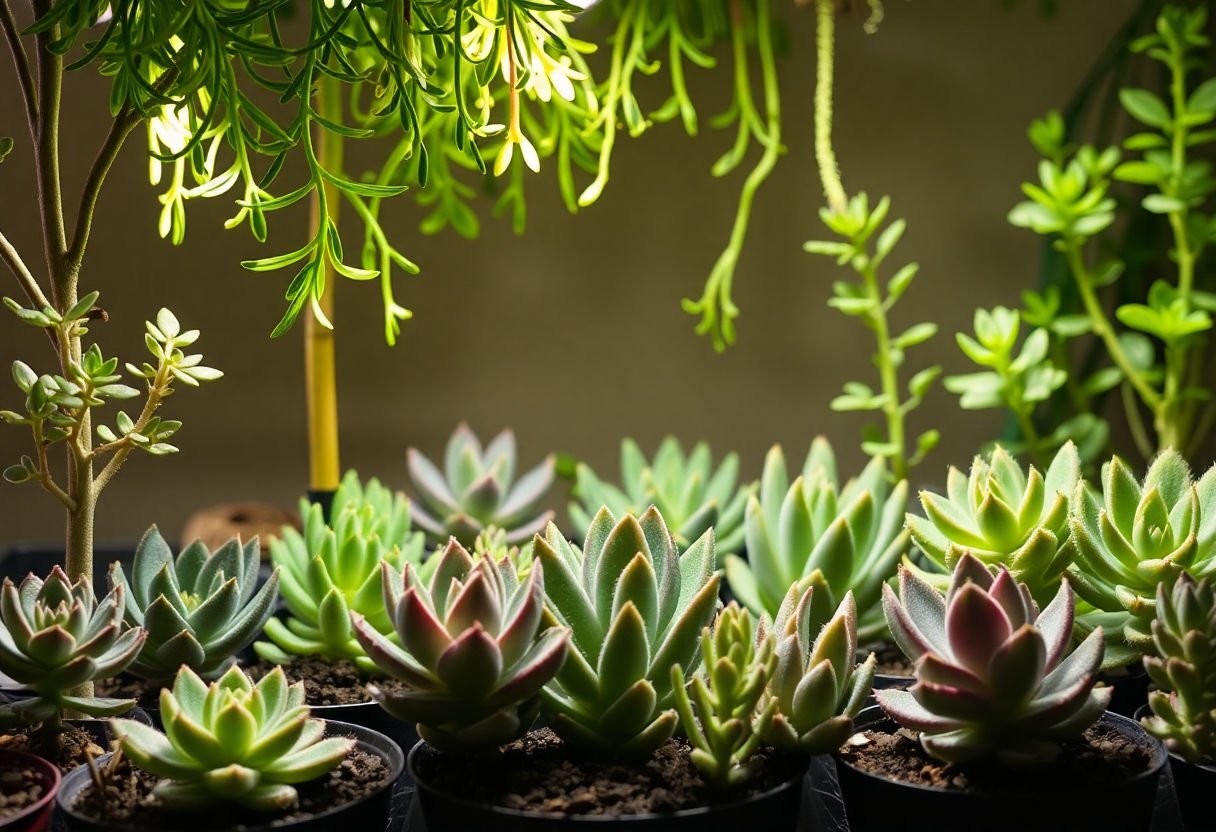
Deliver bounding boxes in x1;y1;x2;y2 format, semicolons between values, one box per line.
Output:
1069;451;1216;668
570;437;754;557
726;440;908;642
111;666;353;811
254;472;426;672
109;526;279;681
471;526;536;581
535;506;722;757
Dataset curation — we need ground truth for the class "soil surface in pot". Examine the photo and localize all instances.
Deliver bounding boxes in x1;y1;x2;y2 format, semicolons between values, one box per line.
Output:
838;722;1154;792
0;764;47;819
94;674;166;709
70;746;389;828
864;641;914;677
0;725;106;771
416;728;803;817
242;657;409;706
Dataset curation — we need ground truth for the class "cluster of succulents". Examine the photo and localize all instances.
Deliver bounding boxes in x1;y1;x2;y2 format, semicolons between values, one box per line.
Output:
878;554;1109;764
256;472;426;671
1140;574;1216;763
406;424;556;546
726;440;909;641
111;666;352;810
570;437;753;557
109;526;280;681
353;539;570;750
0;567;146;727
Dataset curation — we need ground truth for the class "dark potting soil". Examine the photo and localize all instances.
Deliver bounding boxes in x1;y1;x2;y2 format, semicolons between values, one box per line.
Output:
838;721;1155;793
0;765;45;818
415;728;804;817
865;641;914;678
95;674;166;709
242;657;411;706
0;724;106;771
71;745;390;828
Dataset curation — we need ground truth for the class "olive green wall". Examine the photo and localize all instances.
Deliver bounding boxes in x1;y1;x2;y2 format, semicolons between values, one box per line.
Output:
0;0;1140;544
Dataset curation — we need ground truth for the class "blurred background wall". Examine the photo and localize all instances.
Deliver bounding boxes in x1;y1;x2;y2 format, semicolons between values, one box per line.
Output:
0;0;1142;544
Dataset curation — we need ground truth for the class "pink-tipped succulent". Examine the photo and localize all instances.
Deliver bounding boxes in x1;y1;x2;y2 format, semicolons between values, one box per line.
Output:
877;553;1110;765
352;538;569;750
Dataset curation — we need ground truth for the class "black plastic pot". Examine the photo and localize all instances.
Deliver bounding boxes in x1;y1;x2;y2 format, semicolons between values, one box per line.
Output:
54;719;403;832
66;707;152;749
0;750;61;832
835;706;1165;832
1134;703;1214;831
408;739;809;831
1099;664;1151;717
870;672;913;691
310;700;418;786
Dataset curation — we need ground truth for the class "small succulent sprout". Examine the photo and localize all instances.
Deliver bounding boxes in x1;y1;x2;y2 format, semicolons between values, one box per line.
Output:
472;526;536;580
407;423;556;546
907;442;1080;605
353;539;569;750
109;526;280;681
672;603;776;788
111;665;353;811
535;506;723;757
726;440;909;642
754;586;875;752
1141;573;1216;763
0;567;145;727
1069;451;1216;667
255;472;426;672
570;437;754;557
877;554;1110;766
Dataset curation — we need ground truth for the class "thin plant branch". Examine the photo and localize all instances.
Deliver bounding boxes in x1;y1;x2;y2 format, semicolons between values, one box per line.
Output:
68;105;141;269
0;0;37;135
0;228;50;308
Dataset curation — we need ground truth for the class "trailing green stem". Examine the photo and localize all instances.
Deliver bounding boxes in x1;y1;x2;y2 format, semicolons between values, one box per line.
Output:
815;0;846;214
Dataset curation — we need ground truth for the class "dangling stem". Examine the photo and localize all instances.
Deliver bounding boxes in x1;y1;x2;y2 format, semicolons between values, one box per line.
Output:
814;0;846;214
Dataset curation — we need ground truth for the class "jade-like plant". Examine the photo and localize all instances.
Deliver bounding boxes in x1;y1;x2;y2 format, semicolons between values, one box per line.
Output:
671;602;776;788
907;442;1080;605
1141;573;1216;763
534;506;722;757
111;666;352;811
725;440;908;641
406;424;555;547
1068;450;1216;667
878;554;1110;765
754;585;875;752
109;526;280;681
353;539;569;750
570;437;753;557
255;472;426;671
0;567;145;728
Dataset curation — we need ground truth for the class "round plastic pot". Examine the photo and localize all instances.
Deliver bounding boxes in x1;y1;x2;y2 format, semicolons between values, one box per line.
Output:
1099;665;1150;717
310;700;417;785
871;672;913;691
835;705;1165;832
54;719;403;832
407;740;808;831
66;707;152;748
1133;704;1215;830
0;751;60;832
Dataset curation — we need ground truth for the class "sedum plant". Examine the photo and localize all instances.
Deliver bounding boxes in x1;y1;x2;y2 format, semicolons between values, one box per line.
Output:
0;567;145;727
725;440;908;642
353;539;569;751
754;585;875;752
534;507;722;757
1141;573;1216;763
111;666;352;811
878;554;1110;765
671;603;776;788
255;472;426;672
907;442;1080;605
407;424;556;547
570;437;753;557
109;526;280;681
1069;450;1216;668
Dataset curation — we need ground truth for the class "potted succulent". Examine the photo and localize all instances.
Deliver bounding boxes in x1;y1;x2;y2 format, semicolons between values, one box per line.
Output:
56;665;402;831
836;554;1166;831
0;749;60;832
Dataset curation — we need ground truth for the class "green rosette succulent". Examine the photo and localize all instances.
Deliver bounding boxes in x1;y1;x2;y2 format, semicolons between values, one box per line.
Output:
472;527;536;581
1069;450;1216;667
535;506;722;757
0;567;145;727
407;423;556;546
570;437;753;557
254;472;426;672
111;665;353;811
907;442;1080;604
877;554;1110;765
754;586;875;752
726;440;908;642
672;602;776;788
1141;574;1216;763
353;539;569;750
109;526;280;681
